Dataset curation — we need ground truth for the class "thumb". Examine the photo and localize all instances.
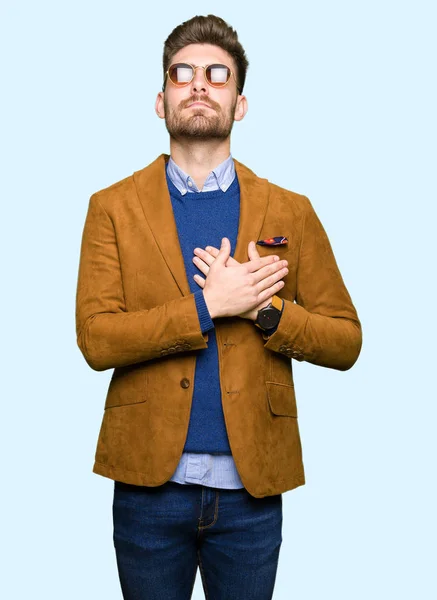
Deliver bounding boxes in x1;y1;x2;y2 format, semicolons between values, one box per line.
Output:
215;237;231;265
248;240;261;261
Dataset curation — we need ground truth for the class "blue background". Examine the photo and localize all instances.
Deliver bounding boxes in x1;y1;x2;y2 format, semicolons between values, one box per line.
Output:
2;1;436;598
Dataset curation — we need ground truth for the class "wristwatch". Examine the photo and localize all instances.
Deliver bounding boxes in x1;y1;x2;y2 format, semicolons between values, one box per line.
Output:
254;295;284;333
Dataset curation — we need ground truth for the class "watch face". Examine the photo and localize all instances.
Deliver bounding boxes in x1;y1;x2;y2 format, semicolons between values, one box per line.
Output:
257;306;281;329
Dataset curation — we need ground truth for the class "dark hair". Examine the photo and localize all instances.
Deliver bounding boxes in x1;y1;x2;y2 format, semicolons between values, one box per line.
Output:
162;14;249;95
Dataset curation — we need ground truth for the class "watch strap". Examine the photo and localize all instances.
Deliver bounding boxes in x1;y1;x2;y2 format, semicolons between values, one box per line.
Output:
270;294;283;312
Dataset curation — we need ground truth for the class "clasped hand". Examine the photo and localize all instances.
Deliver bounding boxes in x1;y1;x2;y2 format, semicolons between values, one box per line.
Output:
191;237;288;321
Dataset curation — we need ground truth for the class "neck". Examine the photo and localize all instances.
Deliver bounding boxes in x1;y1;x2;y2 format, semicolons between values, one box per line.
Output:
169;138;231;190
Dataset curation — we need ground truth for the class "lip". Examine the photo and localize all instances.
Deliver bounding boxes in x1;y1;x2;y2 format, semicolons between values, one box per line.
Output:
187;102;212;108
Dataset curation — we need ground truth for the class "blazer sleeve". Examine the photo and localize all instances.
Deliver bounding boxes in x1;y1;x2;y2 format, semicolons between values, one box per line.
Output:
75;194;209;372
263;195;362;371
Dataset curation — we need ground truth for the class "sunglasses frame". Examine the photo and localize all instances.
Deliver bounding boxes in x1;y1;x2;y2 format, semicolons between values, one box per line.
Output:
162;62;242;95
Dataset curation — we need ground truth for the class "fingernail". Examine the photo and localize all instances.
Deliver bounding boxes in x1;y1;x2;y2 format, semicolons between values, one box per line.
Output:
274;256;279;261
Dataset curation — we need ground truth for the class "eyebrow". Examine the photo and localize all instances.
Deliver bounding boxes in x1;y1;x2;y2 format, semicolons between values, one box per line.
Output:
174;61;227;66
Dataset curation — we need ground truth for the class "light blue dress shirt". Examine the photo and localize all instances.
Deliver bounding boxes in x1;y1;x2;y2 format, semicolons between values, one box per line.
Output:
166;153;245;489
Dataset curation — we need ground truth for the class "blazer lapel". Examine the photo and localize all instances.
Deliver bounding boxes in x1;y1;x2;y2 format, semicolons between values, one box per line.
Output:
232;157;270;265
133;153;270;297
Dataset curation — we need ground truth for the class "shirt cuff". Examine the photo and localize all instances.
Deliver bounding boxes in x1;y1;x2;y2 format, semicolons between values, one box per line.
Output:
194;290;215;334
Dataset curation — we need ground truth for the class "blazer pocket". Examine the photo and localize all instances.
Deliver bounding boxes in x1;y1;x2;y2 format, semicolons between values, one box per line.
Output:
265;381;298;418
104;363;148;409
256;244;289;259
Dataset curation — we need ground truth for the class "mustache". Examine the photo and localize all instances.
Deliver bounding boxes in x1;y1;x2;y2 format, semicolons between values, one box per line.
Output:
184;97;218;110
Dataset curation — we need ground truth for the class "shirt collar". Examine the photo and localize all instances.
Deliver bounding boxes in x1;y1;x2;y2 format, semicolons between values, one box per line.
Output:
166;153;235;195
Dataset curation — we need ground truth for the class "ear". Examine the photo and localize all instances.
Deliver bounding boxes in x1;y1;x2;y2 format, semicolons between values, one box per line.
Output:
155;92;165;119
234;95;248;122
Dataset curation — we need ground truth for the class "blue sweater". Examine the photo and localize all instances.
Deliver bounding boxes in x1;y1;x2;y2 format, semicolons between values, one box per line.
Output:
165;165;240;454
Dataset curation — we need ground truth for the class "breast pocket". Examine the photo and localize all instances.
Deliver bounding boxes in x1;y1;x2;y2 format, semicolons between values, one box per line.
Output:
255;238;290;259
255;240;295;299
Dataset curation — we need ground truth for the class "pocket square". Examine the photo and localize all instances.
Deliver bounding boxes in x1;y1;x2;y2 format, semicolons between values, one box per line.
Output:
256;236;288;246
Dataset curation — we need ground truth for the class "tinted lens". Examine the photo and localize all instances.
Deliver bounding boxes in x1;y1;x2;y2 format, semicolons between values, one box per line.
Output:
206;64;231;86
169;63;194;85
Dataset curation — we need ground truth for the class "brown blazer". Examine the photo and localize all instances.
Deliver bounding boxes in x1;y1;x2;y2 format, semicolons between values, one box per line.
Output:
75;153;362;498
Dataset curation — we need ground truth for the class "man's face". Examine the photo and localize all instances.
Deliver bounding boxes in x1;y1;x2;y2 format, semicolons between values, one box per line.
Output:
156;43;247;141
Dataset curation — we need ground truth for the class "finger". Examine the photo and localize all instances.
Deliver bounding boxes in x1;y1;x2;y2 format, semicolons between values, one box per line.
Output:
256;279;285;304
248;240;261;261
254;263;289;289
193;273;206;288
204;245;239;266
192;255;211;276
204;245;220;257
193;247;215;267
215;237;231;264
245;254;281;273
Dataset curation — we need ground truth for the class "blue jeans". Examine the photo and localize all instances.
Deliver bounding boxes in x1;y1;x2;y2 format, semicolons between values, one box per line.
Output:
112;479;283;599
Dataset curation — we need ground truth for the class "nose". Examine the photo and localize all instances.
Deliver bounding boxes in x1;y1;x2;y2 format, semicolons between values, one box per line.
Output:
191;66;208;94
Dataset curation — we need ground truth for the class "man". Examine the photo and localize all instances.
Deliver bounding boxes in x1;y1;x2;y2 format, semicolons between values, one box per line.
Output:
75;14;362;600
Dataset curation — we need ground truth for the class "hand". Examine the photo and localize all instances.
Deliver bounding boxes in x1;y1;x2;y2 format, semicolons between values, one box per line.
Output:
192;239;288;320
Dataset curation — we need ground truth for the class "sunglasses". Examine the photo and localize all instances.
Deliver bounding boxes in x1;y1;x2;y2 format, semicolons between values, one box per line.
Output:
163;63;242;94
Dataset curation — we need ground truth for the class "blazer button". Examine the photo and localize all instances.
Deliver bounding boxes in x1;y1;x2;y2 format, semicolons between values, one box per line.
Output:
180;377;190;389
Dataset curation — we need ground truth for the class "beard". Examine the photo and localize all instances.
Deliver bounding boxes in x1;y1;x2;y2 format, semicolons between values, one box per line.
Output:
163;95;237;141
